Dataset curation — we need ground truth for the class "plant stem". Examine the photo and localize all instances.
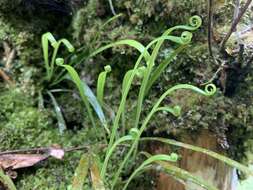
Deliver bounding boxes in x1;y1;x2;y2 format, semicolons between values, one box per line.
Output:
220;0;252;50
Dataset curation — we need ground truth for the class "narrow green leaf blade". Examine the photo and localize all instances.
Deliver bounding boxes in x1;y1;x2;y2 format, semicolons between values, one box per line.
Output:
141;137;253;176
81;80;108;129
47;91;67;134
156;105;181;117
56;58;108;133
142;151;218;190
123;153;178;190
97;65;111;105
89;39;150;62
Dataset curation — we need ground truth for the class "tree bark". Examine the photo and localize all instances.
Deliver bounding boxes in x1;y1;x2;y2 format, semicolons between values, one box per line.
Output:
150;130;234;190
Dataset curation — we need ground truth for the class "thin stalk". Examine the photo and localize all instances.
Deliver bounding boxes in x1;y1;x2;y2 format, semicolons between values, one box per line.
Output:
145;45;187;93
122;154;178;190
106;55;144;158
133;22;198;129
208;0;214;56
220;0;252;49
108;35;186;156
100;135;133;180
48;43;60;81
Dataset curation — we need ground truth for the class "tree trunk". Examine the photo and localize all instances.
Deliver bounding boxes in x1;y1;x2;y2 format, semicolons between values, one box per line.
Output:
150;130;235;190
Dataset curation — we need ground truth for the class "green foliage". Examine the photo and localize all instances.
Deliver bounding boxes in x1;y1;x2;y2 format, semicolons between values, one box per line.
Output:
141;137;253;175
1;1;252;187
88;15;219;189
0;87;105;189
97;65;112;105
48;15;253;190
41;32;75;82
123;153;178;190
55;57;109;134
47;91;67;134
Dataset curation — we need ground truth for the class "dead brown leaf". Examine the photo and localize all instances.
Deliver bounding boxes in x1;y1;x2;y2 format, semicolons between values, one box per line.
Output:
48;147;65;159
0;146;65;171
0;154;48;170
90;158;105;190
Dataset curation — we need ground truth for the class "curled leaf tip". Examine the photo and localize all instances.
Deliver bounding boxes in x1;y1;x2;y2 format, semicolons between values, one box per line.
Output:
169;153;179;161
136;66;146;78
104;65;112;72
69;46;75;52
204;84;216;96
129;128;139;138
62;39;75;52
189;15;202;29
181;31;193;44
42;32;57;47
56;58;64;66
173;105;181;117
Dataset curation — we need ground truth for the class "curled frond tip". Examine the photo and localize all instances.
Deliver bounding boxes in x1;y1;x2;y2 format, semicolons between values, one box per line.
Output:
189;15;202;29
55;58;64;66
204;84;216;96
104;65;112;72
181;31;193;44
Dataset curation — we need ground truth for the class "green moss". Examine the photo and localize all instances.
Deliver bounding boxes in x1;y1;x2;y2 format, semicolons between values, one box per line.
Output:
0;0;252;187
0;87;105;188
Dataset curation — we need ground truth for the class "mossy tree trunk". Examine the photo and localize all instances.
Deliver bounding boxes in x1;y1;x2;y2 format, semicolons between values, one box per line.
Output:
150;130;235;190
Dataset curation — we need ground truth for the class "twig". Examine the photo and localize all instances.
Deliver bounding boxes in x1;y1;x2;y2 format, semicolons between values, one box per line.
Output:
200;61;226;86
233;0;241;23
64;144;107;152
220;0;252;50
208;0;214;56
0;147;49;155
0;145;107;156
108;0;116;16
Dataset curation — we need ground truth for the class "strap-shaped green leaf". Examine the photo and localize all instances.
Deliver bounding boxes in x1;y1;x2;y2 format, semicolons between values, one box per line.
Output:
142;152;218;190
100;135;133;179
112;84;216;187
47;91;67;134
56;58;109;134
141;137;253;176
89;39;151;62
97;65;112;105
41;32;57;79
122;153;178;190
41;32;75;81
155;105;181;117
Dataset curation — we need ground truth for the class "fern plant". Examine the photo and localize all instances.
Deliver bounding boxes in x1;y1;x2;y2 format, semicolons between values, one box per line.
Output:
52;16;252;190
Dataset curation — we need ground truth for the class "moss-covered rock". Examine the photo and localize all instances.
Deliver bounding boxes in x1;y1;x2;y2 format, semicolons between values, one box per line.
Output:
0;87;105;188
0;0;253;188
